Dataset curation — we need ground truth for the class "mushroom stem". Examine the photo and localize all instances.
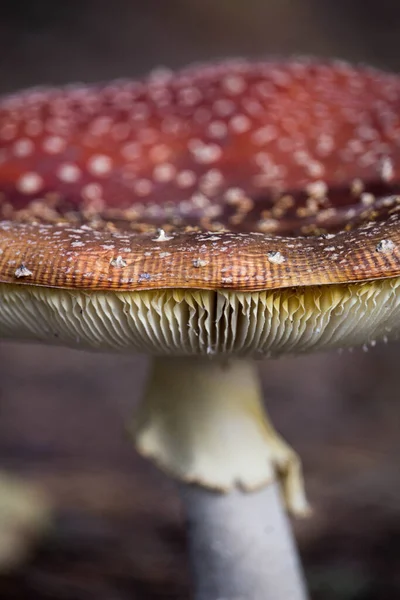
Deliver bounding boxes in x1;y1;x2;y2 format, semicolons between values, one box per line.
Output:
134;357;309;515
133;357;310;596
178;481;309;600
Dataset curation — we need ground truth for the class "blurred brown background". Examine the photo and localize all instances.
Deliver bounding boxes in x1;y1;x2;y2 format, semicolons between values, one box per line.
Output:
0;1;400;598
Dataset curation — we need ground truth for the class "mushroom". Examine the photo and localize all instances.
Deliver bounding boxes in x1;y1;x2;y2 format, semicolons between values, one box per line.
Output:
0;57;400;600
0;473;51;573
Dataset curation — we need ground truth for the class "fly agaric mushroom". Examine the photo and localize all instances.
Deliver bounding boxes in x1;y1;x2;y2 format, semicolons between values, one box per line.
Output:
1;58;400;600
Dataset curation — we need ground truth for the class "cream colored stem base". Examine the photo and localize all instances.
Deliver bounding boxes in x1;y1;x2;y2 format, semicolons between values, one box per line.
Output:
133;357;309;516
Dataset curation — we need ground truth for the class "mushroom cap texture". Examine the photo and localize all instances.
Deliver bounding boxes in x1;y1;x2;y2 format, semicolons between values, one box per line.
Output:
0;58;399;292
0;58;399;356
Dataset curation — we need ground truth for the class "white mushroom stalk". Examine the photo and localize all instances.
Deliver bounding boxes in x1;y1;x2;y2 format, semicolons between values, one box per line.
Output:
134;357;309;600
179;483;308;600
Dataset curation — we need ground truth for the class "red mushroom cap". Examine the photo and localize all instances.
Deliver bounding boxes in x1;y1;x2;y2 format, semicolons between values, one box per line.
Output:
0;58;399;291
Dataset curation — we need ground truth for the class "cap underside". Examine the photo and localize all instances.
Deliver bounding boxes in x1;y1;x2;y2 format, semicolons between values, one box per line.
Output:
0;278;398;357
